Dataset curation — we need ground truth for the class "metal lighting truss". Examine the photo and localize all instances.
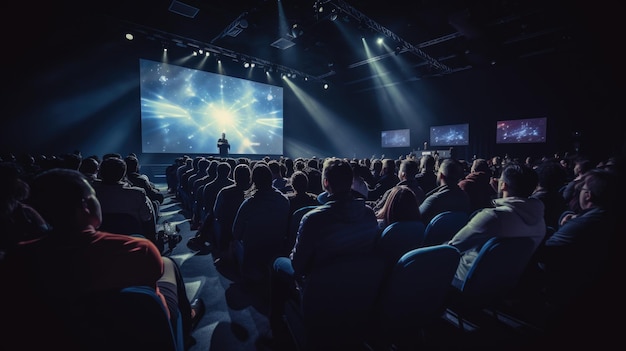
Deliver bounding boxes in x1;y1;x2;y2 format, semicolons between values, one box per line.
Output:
329;0;452;74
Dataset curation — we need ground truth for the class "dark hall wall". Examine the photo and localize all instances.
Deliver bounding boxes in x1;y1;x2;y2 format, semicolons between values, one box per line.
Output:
2;8;624;165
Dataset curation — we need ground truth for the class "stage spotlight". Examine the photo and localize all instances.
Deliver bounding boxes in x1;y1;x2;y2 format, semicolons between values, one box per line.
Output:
125;33;134;41
323;83;329;89
244;62;250;68
291;23;303;38
330;9;338;21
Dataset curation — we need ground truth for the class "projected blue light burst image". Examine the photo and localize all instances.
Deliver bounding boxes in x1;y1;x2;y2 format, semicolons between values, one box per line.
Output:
139;59;284;155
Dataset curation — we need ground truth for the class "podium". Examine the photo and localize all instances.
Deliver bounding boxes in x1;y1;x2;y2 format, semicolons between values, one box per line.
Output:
421;150;451;158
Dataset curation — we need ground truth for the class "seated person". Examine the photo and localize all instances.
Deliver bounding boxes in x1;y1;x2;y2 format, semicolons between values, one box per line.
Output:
415;155;437;194
286;171;319;216
536;168;618;313
1;168;204;349
458;158;497;214
0;162;48;254
449;162;546;283
124;154;164;208
530;159;568;231
92;157;157;243
419;158;471;225
232;162;291;282
373;158;425;213
268;158;380;343
375;185;422;230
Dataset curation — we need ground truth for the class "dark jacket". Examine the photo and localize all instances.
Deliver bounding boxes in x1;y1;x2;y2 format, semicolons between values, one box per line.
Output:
291;192;379;281
419;184;471;225
458;171;496;214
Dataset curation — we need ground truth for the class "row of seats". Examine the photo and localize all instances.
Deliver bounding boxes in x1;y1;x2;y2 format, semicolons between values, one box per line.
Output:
282;232;539;350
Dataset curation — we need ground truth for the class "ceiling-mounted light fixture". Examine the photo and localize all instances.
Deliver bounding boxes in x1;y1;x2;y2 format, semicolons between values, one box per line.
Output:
291;24;303;38
330;9;338;21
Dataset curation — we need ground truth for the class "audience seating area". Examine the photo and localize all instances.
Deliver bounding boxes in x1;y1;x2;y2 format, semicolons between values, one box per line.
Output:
1;152;623;351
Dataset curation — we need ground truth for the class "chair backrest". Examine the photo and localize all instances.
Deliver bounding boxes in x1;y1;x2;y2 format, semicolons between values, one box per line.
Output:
376;245;461;344
459;236;538;305
235;204;291;283
70;285;182;351
422;211;469;247
300;253;386;349
377;220;426;269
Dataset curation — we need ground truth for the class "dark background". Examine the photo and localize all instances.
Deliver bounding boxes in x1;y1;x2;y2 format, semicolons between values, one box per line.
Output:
2;1;624;164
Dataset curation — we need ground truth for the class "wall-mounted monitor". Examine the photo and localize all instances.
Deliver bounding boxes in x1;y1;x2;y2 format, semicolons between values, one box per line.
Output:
430;123;469;147
496;117;547;144
381;129;410;148
139;58;284;155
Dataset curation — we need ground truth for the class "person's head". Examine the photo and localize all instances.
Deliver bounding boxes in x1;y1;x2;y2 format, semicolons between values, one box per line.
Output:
267;160;282;178
196;158;210;174
419;155;435;172
232;163;251;188
78;157;99;177
250;162;273;191
294;160;306;172
290;171;309;193
498;162;538;198
535;160;567;191
124;155;139;173
437;158;465;186
573;157;593;177
102;153;122;161
98;157;127;184
222;132;226;139
322;158;353;195
578;168;617;210
491;156;502;167
376;185;421;225
399;159;419;180
28;168;101;232
216;161;232;178
381;159;396;176
371;159;383;173
470;158;491;175
284;157;294;171
307;158;319;170
61;153;82;170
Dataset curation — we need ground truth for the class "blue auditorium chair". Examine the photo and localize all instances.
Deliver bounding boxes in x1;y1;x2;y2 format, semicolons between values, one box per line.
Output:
422;211;469;247
377;220;426;269
372;244;460;350
446;236;538;331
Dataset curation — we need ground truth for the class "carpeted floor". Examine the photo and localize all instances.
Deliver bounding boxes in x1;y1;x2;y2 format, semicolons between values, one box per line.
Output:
156;186;286;351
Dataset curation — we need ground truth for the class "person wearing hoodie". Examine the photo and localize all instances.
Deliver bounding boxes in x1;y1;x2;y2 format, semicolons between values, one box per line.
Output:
449;162;546;283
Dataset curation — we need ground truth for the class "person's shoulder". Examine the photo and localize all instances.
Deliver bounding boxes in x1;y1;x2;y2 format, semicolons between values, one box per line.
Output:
96;230;161;251
125;184;148;195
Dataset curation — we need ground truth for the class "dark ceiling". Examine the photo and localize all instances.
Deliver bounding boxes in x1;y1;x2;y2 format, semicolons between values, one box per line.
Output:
18;1;617;92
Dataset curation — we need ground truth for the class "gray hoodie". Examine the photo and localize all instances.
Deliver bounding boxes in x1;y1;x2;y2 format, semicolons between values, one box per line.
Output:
449;196;546;282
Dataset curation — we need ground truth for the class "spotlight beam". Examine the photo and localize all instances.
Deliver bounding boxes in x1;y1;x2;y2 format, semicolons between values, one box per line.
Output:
330;0;452;73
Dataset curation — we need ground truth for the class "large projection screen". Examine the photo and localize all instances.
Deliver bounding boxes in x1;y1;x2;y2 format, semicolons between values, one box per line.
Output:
139;59;284;155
